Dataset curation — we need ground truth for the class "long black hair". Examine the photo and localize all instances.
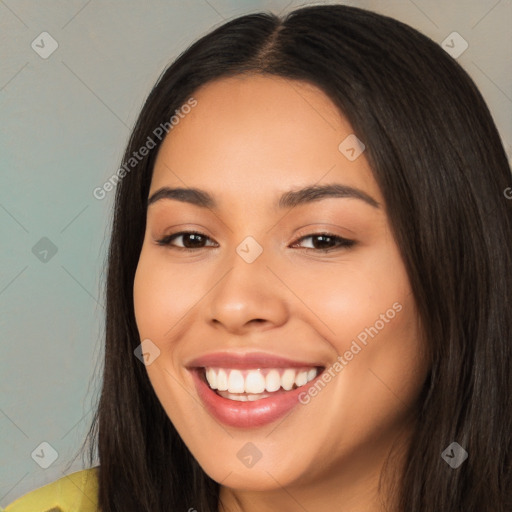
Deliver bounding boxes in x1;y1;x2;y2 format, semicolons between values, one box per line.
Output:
79;4;512;510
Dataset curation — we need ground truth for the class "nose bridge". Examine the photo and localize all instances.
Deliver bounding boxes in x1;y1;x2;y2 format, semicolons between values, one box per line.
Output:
205;234;288;330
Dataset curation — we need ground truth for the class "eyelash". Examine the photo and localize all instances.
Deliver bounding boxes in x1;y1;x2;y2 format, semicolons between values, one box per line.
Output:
155;230;356;253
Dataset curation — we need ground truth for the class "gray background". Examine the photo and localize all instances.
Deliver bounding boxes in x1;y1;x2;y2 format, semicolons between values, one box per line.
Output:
1;0;511;505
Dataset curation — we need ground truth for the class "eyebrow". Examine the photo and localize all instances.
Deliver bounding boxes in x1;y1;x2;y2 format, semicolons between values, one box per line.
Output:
147;183;380;210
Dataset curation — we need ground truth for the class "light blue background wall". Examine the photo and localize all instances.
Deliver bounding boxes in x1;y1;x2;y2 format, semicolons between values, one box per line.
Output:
1;0;511;505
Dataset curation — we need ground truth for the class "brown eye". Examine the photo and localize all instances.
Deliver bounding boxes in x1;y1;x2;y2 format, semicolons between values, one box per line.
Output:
156;231;217;250
292;233;355;251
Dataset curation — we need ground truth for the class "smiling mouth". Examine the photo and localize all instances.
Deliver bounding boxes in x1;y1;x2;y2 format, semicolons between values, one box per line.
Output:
199;366;324;401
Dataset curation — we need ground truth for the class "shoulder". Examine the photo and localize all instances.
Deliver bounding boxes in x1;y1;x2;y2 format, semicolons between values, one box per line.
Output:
1;467;99;512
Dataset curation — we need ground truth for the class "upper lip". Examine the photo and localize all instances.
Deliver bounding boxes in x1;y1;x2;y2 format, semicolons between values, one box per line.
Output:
186;351;325;370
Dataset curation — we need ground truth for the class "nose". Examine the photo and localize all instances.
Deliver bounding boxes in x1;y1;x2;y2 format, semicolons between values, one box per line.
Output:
205;244;289;335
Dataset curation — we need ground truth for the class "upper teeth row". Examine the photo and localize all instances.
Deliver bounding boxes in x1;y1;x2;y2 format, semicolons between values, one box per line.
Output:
205;367;319;394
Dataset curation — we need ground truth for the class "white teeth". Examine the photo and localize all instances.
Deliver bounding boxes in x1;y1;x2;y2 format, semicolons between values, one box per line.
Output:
295;370;308;387
204;366;320;396
206;368;217;390
217;391;271;401
245;371;266;394
281;369;296;391
227;370;245;393
265;370;281;392
224;392;248;401
247;393;267;401
216;369;228;391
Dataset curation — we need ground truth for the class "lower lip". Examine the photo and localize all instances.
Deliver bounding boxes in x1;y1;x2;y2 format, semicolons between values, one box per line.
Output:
191;369;318;428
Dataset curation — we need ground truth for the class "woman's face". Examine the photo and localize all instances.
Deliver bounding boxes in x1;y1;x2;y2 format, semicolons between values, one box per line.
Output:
133;74;428;500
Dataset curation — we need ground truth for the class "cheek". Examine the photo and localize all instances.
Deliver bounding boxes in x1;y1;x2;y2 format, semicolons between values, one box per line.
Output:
298;241;427;403
300;251;411;350
133;258;166;340
133;248;205;340
133;250;199;421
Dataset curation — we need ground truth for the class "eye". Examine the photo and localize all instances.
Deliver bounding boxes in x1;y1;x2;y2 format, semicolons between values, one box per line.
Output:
155;231;355;253
290;233;355;252
155;231;218;251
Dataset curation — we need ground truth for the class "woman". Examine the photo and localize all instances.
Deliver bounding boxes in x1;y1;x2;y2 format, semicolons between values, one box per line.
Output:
4;4;511;511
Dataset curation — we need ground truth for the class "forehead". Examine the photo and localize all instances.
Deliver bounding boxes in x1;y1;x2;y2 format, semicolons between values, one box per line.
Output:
150;74;382;205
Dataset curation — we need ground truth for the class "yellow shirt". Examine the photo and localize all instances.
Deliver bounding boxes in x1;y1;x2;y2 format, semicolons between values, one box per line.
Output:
1;468;99;512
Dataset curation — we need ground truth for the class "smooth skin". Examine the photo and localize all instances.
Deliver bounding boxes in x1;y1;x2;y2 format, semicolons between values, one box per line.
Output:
133;74;430;512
